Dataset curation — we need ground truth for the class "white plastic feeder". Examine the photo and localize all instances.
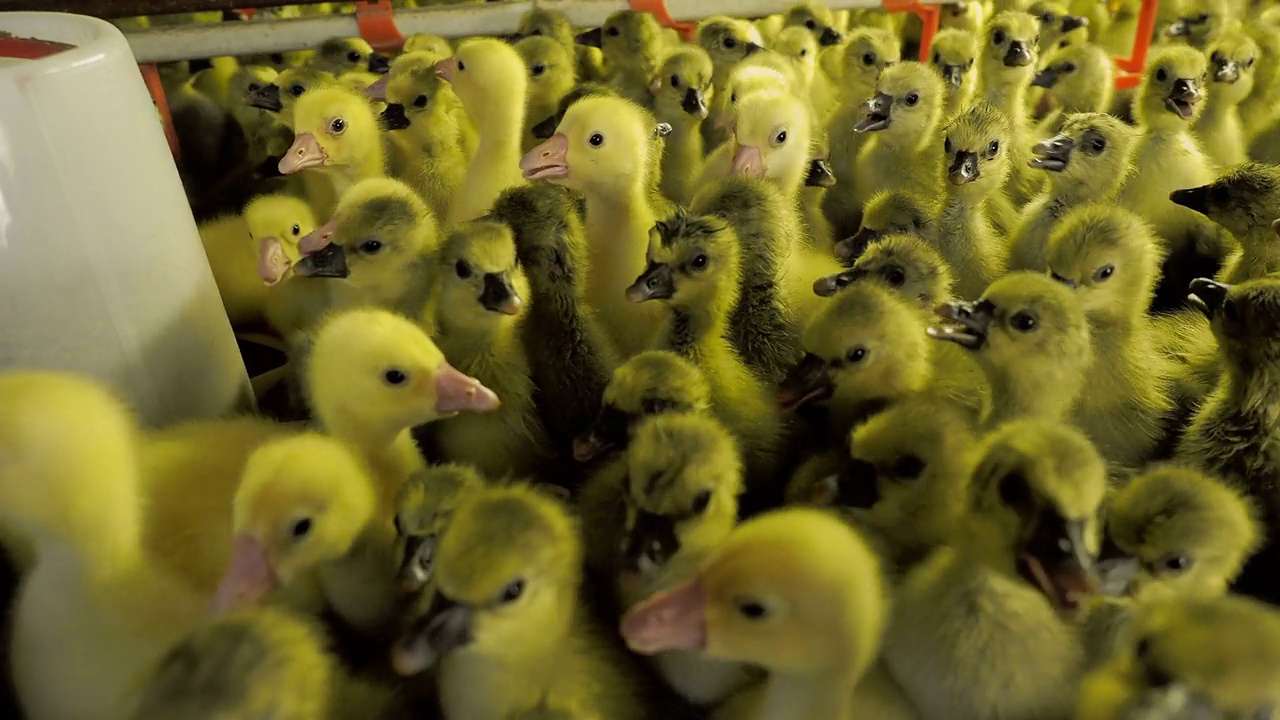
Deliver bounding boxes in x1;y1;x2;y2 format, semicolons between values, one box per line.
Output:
0;11;253;427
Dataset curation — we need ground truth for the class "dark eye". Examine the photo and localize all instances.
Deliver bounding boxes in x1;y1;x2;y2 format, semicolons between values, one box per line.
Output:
383;368;408;386
347;50;362;62
885;266;906;286
691;490;712;514
455;260;472;278
670;74;680;88
589;133;605;147
893;455;926;479
330;118;346;134
1042;13;1055;23
862;52;876;65
1161;554;1193;573
944;137;952;153
1063;62;1077;73
1222;298;1239;322
290;84;306;97
1246;57;1256;69
724;37;737;49
1156;68;1168;82
291;518;312;538
846;346;868;363
1089;137;1106;153
774;130;788;145
993;29;1006;45
291;224;301;236
607;26;620;37
933;52;941;64
800;48;808;57
457;59;466;71
737;600;768;620
531;63;546;77
905;91;920;106
690;254;709;270
805;19;817;29
987;140;1000;156
1010;311;1037;332
500;578;525;603
414;94;428;109
1094;264;1115;282
359;239;383;254
730;93;738;104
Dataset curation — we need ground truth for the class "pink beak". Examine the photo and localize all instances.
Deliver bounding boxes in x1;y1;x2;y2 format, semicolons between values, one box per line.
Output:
519;133;571;181
434;360;501;416
210;535;279;613
365;74;389;101
256;237;291;286
731;144;765;178
435;55;459;82
620;576;709;655
278;132;327;174
298;218;337;255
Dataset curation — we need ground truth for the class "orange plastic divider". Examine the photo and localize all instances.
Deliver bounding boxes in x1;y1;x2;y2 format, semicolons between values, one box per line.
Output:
882;0;941;62
631;0;698;42
354;0;405;52
140;63;181;159
1112;0;1158;90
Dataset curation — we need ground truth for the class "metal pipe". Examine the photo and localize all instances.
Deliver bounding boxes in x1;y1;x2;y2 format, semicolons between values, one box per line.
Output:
0;0;334;18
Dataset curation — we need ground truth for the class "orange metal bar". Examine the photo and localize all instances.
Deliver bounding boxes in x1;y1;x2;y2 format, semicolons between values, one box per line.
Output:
140;63;182;159
353;0;405;52
1112;0;1159;89
882;0;942;62
631;0;698;42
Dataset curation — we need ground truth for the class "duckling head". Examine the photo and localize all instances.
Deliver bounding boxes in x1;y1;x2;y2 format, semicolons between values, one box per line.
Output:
243;194;317;287
1135;46;1208;128
1027;1;1090;50
939;100;1014;197
1031;44;1114;113
1170;162;1280;241
394;463;486;594
518;8;573;47
981;11;1041;80
821;234;955;309
216;433;377;611
1188;277;1280;381
435;38;528;118
516;36;576;104
294;178;438;291
1164;0;1226;49
621;508;885;679
834;189;934;263
650;47;714;122
781;283;931;414
253;67;332;116
279;86;380;175
853;61;947;147
929;28;978;95
772;27;820;89
435;220;531;333
718;64;793;130
841;28;902;102
305;307;500;438
521;95;652;197
1046;204;1161;319
1203;31;1259;105
230;64;279;110
575;350;712;462
584;10;662;64
618;414;743;586
967;419;1107;617
695;16;766;77
403;33;452;59
311;37;390;76
1098;466;1260;604
381;51;459;135
784;1;843;46
627;209;741;315
391;485;582;675
730;90;812;195
1078;596;1280;719
1030;111;1138;198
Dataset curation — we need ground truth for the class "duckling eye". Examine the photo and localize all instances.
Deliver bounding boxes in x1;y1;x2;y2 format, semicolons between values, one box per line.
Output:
1093;264;1115;282
1222;298;1239;322
1089;137;1106;153
413;94;428;109
359;239;384;254
997;471;1033;511
771;129;788;146
330;118;346;135
905;91;920;106
992;29;1006;45
690;254;709;270
944;137;953;153
1156;67;1168;83
589;133;605;147
730;93;738;104
347;50;362;62
291;224;301;236
383;368;408;386
987;140;1000;157
1161;554;1193;573
607;26;621;37
500;578;526;604
846;346;869;363
1210;52;1223;63
290;84;306;97
737;600;768;620
457;59;466;71
885;265;907;286
691;490;712;514
1062;62;1077;73
1134;636;1152;663
1246;57;1256;69
724;37;737;49
291;518;313;539
670;74;681;88
862;52;877;65
1041;12;1056;23
1010;310;1037;332
531;63;546;77
893;455;926;479
455;260;472;279
800;48;808;57
805;19;818;29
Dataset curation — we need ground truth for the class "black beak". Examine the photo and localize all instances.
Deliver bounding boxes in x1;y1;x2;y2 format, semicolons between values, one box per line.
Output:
947;150;981;185
805;158;837;188
1214;58;1240;84
819;26;844;46
777;352;834;411
813;268;864;297
1029;134;1074;171
744;42;764;56
681;86;708;118
1004;39;1034;67
621;511;680;574
626;262;675;302
479;272;522;315
421;595;474;658
576;27;604;47
1060;14;1089;33
381;103;411;131
531;114;559;140
831;458;880;509
367;52;391;74
1188;278;1230;320
249;83;283;112
853;91;893;133
1031;67;1060;88
1095;534;1139;597
572;405;629;462
293;243;349;279
834;226;881;263
941;63;965;88
188;58;215;73
928;298;994;349
1017;514;1099;617
1166;19;1191;37
397;534;436;594
1049;270;1078;289
1169;186;1209;215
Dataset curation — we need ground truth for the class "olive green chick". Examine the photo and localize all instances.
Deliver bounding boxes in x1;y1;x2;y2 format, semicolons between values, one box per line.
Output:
1195;30;1260;168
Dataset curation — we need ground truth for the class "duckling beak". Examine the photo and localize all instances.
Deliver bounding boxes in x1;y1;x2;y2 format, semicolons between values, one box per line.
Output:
682;86;709;118
805;158;837;188
853;92;893;133
210;535;279;613
248;82;283;112
256;237;291;286
947;150;981;185
834;226;881;262
435;55;460;82
813;268;863;297
819;26;844;46
575;27;604;48
626;262;676;302
1214;58;1240;84
620;576;708;655
1169;186;1209;215
1003;40;1034;67
1166;19;1191;37
521;133;571;181
278;132;327;174
293;243;349;279
1030;134;1074;171
1060;15;1089;33
397;534;436;594
391;594;474;675
573;405;628;462
928;299;994;349
531;114;559;140
367;52;391;74
1188;278;1230;320
479;272;523;315
1095;535;1139;597
364;74;388;101
941;64;966;89
1017;515;1100;618
1050;270;1079;289
1164;78;1202;119
433;360;501;415
730;143;766;177
381;102;411;131
298;219;337;255
1031;67;1060;88
621;511;680;577
744;42;765;56
777;352;834;411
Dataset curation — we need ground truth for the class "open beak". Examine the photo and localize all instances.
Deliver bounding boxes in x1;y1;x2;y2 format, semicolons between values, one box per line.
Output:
1060;15;1089;33
813;268;862;297
805;158;837;188
520;132;571;181
1169;185;1210;215
1164;78;1202;119
1030;134;1074;171
367;52;391;74
210;535;279;613
294;243;349;279
479;272;523;315
1017;515;1100;618
682;86;709;118
248;82;283;112
364;74;389;101
947;150;981;185
777;352;834;411
853;91;893;133
941;63;966;88
575;27;604;47
433;360;501;415
619;577;708;655
626;262;675;302
381;102;411;131
391;593;474;676
928;299;994;349
1214;58;1240;84
1004;39;1034;67
1187;278;1230;320
278;132;327;174
731;143;765;178
1031;66;1060;88
435;55;459;82
834;227;881;262
819;26;844;46
256;237;291;286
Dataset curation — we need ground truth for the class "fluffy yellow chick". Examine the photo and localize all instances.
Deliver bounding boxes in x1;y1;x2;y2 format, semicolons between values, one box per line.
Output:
516;36;578;154
306;37;391;78
244;193;317;289
278;85;386;206
699;89;812;201
650;47;714;206
930;28;979;116
1195;30;1260;168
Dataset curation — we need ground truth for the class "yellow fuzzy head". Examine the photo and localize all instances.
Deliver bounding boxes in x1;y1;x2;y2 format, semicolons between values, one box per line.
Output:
852;234;955;308
273;67;335;124
1035;43;1114;113
981;11;1041;79
868;61;947;138
385;52;460;138
651;47;715;121
1033;111;1138;197
940;101;1014;197
435;220;531;331
1206;31;1260;104
518;8;573;46
311;37;383;75
1046;204;1161;318
1135;46;1208;128
723;64;792;115
1164;0;1228;49
861;190;935;239
402;33;452;59
318;177;439;296
244;194;317;267
546;95;652;195
696;16;765;76
732;90;812;194
1171;162;1280;242
774;27;819;86
1027;1;1091;49
929;28;978;93
289;86;381;171
447;38;528;113
1101;466;1259;603
783;1;836;39
515;36;576;100
634;210;741;315
230;65;278;106
603;350;713;416
601;10;664;60
842;28;901;96
232;433;376;585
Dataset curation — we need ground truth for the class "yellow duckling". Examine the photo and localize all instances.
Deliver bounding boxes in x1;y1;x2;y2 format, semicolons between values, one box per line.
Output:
1030;43;1115;135
1195;30;1260;168
251;67;336;130
517;7;607;83
305;37;391;78
929;28;979;117
278;85;386;215
403;32;452;57
650;47;714;206
516;36;578;155
393;463;487;595
579;10;666;107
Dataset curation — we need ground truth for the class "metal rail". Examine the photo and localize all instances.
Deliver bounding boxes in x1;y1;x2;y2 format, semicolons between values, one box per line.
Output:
0;0;332;18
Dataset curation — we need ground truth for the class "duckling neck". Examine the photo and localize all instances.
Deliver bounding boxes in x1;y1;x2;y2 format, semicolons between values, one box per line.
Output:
314;398;406;456
983;365;1078;426
755;668;857;720
584;185;654;307
1232;229;1280;280
980;71;1029;124
1222;363;1280;420
472;97;525;163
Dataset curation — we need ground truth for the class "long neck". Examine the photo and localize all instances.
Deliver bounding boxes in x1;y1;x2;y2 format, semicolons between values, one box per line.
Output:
984;364;1078;426
755;668;857;720
471;95;525;161
981;68;1028;123
1237;229;1280;274
1223;360;1280;420
585;184;653;303
315;399;405;459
